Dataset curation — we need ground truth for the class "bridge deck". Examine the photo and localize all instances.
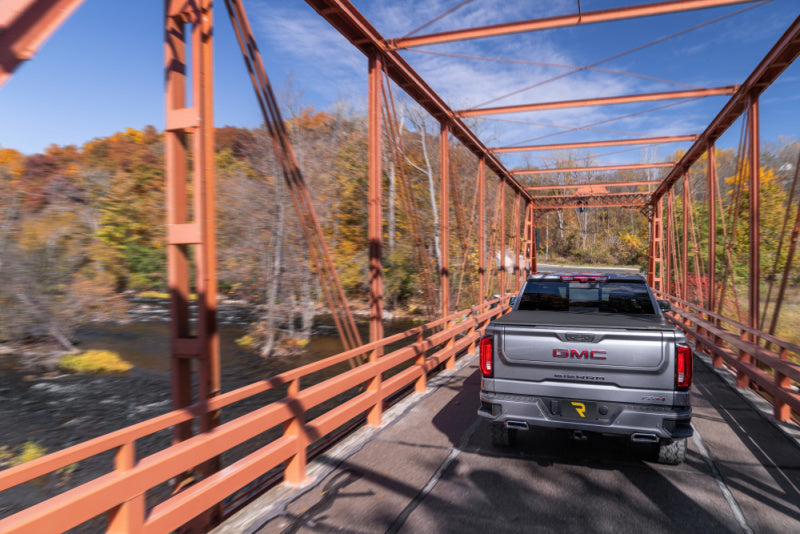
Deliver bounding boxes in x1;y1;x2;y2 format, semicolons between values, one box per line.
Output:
218;353;800;534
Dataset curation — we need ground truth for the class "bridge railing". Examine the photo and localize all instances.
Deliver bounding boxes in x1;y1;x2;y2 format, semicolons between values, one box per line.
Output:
0;297;511;533
655;290;800;425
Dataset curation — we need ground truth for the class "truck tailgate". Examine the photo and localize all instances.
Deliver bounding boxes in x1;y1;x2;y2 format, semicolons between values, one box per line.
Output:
495;323;675;391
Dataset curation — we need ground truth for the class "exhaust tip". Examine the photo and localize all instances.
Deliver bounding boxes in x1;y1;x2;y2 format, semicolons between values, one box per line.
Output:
506;420;529;431
570;430;588;441
631;433;658;443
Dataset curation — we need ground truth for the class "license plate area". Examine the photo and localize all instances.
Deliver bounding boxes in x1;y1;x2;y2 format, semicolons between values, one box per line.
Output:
561;400;597;420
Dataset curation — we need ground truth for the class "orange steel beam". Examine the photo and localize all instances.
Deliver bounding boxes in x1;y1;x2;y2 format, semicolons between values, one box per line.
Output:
531;192;650;210
389;0;756;49
305;0;531;202
493;135;699;153
368;51;383;344
459;87;737;117
652;13;800;203
514;162;674;176
164;1;221;527
526;180;661;191
0;0;85;87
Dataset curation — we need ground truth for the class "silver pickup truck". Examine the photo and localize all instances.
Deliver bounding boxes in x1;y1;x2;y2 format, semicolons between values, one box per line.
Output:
478;272;693;464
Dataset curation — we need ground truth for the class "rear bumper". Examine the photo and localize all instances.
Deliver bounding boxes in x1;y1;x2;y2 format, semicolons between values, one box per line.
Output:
478;390;693;440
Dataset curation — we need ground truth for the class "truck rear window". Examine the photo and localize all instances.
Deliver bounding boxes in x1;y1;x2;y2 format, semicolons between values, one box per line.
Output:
516;280;655;314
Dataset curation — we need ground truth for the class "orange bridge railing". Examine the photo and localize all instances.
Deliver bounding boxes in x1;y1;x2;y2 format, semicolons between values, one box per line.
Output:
0;298;510;533
657;290;800;425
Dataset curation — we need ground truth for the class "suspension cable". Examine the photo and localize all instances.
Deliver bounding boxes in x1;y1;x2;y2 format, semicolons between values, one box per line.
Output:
401;0;474;39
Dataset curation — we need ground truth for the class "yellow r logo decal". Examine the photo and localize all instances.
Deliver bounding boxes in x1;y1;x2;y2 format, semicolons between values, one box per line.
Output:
571;402;586;418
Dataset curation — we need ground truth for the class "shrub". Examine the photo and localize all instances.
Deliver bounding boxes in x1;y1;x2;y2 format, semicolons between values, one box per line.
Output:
11;441;47;466
59;350;133;374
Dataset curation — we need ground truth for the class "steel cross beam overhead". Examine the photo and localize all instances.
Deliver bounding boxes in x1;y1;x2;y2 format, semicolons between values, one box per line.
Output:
514;162;675;176
494;136;699;153
388;0;758;49
531;192;651;210
304;0;531;201
526;180;662;191
459;87;737;117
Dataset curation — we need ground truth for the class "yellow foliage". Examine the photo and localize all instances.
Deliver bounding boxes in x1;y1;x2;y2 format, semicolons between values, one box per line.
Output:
0;148;25;179
138;291;170;299
10;441;47;466
235;334;256;350
281;337;310;350
59;350;133;374
619;230;645;251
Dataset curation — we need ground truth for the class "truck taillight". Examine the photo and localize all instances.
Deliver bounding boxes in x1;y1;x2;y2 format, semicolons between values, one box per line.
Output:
676;344;693;390
479;336;493;378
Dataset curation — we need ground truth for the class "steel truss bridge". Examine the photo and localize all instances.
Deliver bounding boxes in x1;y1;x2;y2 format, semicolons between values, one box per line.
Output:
1;1;799;532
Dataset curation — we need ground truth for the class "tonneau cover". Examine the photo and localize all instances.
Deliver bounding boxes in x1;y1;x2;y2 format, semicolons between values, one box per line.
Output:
493;309;674;330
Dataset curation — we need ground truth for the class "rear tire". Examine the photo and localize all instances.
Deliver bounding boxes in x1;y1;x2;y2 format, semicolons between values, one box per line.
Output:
656;438;686;465
490;422;516;447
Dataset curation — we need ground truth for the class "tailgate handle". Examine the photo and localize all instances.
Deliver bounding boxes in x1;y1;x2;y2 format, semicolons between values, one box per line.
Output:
565;333;598;343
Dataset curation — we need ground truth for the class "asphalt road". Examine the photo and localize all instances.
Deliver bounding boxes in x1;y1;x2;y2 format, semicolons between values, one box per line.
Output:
219;353;800;534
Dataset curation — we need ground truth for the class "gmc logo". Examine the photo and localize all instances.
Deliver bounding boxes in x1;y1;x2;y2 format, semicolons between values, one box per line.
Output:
553;348;607;360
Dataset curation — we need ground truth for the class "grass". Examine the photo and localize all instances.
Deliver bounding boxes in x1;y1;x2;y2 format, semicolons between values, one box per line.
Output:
59;350;133;374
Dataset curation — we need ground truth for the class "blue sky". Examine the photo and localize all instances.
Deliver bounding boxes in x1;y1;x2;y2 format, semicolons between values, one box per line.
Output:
1;0;798;170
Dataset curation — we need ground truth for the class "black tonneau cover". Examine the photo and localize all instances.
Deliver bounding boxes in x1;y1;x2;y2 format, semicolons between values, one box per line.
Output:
493;309;674;330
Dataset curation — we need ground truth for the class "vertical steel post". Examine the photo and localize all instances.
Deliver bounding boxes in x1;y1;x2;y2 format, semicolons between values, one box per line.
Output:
165;0;220;526
647;200;663;290
478;158;485;303
665;189;674;295
165;2;192;445
513;192;521;291
367;50;384;426
440;123;455;370
165;0;220;436
682;174;689;302
748;97;760;334
368;51;384;344
499;181;506;296
708;144;717;313
440;123;450;318
530;204;537;274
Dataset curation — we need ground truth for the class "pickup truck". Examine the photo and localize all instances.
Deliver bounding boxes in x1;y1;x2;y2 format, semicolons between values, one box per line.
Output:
478;272;693;464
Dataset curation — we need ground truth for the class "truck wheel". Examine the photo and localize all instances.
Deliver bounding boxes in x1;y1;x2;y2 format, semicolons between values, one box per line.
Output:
490;422;516;447
656;438;686;465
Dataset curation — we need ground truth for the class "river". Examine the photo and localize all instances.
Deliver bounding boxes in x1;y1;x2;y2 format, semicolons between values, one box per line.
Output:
0;309;421;523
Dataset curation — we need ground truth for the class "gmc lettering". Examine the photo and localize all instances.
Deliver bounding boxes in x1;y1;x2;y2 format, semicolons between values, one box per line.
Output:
553;348;607;360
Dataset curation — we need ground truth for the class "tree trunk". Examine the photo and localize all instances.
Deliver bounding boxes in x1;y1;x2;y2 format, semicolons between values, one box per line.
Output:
261;200;286;358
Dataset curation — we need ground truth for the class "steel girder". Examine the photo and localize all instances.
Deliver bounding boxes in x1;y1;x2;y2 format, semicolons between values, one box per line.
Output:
514;162;674;176
388;0;757;49
531;192;650;211
459;87;737;117
493;135;698;153
0;0;85;87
